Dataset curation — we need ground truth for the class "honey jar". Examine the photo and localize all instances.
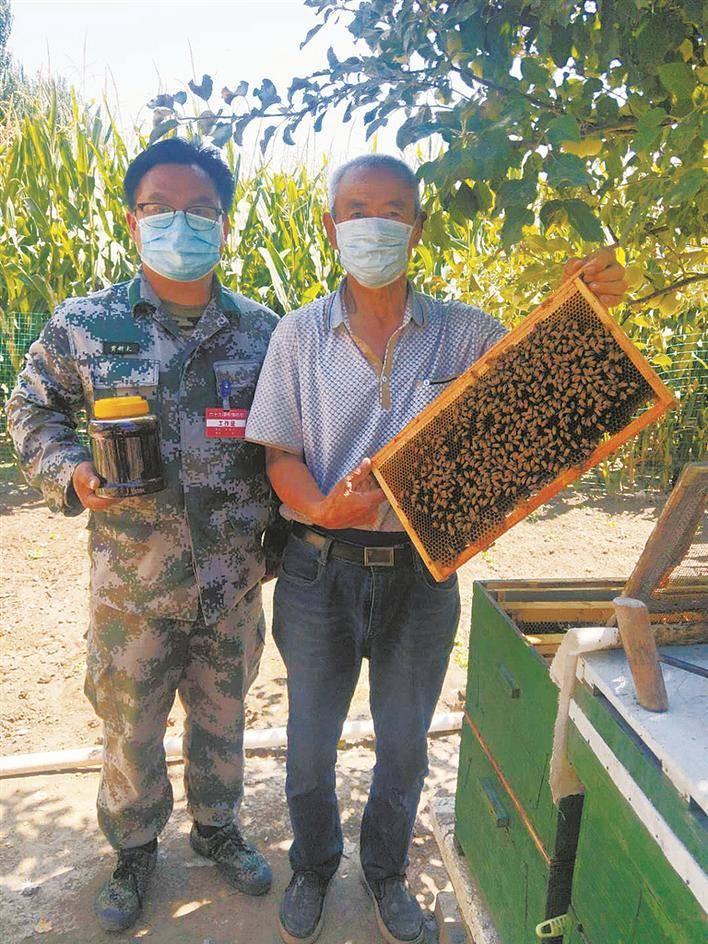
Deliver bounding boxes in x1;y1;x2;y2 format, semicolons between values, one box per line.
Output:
89;396;166;497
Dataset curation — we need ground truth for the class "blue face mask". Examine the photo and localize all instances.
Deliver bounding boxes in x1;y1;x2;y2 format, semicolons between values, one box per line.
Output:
137;212;222;282
335;217;413;289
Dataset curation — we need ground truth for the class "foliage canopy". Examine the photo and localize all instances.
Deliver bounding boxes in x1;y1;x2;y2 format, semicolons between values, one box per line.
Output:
150;0;707;308
1;86;704;488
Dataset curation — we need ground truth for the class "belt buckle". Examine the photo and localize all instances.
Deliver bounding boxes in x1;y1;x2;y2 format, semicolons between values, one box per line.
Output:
364;546;395;567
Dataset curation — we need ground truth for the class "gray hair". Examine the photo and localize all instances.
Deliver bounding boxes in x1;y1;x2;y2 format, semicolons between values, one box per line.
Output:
328;154;421;217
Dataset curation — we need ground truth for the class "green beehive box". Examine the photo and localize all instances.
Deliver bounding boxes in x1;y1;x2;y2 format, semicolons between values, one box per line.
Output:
566;646;707;944
455;579;606;942
456;716;581;943
461;581;610;851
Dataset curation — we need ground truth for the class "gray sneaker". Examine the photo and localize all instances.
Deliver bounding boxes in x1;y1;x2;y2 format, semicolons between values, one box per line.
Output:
189;822;272;895
95;840;157;933
362;871;425;944
278;870;330;943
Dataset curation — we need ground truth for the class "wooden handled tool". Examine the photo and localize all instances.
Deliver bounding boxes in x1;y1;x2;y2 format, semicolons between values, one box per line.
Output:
613;596;669;712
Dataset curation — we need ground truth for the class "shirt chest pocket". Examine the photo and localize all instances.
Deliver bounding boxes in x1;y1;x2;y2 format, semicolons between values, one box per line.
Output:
213;360;260;409
88;357;159;401
414;375;457;410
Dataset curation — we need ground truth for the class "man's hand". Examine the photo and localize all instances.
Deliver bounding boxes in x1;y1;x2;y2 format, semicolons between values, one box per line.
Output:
563;247;629;308
312;458;386;530
72;461;123;511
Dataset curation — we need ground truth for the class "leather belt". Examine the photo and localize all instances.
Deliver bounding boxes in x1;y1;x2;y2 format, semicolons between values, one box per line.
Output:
291;522;415;569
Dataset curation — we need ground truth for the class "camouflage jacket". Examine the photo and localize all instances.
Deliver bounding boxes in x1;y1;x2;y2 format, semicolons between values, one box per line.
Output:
7;271;279;623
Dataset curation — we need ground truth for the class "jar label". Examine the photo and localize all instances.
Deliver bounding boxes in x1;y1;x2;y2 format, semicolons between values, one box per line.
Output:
205;408;248;438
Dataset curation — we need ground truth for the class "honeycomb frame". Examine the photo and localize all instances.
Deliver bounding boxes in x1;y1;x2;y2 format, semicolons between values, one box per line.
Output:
372;276;677;581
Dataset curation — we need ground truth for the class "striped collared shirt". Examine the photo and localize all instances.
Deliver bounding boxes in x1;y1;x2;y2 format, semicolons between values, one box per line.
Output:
245;282;506;531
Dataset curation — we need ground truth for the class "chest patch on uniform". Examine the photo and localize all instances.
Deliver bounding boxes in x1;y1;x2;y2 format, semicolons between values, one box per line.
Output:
102;341;141;355
205;408;248;438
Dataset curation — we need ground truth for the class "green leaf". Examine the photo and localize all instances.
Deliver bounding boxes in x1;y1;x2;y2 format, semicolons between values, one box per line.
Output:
658;62;695;100
209;123;233;148
501;205;534;249
196;109;217;136
148;93;176;109
259;124;277;154
221;81;248;105
396;112;438;149
472;181;493;213
495;177;537;212
436;146;480;186
666;168;706;206
188;74;213;102
671;115;699;151
473;129;513;179
595;95;620;122
634;108;667;153
547;114;581;146
549;25;572;67
636;13;687;68
416;161;441;185
451;182;479;220
255;78;280;109
520;57;548;86
563;199;605;242
148;118;178;144
546;153;593;190
540;199;567;231
300;22;324;49
232;114;253;146
424;210;450;248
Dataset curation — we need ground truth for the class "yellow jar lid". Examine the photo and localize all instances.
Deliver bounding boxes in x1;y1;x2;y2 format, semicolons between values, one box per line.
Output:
94;396;149;420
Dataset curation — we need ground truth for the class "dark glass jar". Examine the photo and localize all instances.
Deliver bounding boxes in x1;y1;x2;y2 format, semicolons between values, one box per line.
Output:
89;396;166;498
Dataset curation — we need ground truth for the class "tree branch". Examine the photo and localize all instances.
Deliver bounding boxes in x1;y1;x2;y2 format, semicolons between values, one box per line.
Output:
449;65;560;112
628;273;708;307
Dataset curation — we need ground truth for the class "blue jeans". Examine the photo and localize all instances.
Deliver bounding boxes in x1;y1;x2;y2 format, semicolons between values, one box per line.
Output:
272;532;460;882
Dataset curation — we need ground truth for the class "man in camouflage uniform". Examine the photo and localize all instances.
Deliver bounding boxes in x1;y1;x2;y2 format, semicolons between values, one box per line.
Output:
7;138;279;932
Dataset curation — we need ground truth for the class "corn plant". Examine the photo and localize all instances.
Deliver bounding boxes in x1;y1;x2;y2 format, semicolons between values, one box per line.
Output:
0;86;704;490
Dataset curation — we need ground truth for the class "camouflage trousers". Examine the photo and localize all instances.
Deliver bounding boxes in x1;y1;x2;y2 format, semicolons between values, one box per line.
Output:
85;585;265;850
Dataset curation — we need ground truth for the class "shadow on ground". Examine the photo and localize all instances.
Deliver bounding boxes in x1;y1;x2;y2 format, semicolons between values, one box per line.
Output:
0;737;458;944
0;471;44;515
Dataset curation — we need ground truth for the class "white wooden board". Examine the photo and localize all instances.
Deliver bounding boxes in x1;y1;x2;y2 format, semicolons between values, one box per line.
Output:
569;701;708;912
577;644;708;813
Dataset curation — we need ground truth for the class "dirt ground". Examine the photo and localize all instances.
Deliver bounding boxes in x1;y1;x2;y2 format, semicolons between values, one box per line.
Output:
0;472;665;943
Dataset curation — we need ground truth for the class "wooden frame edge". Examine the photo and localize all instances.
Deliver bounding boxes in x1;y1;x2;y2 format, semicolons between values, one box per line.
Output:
372;278;679;582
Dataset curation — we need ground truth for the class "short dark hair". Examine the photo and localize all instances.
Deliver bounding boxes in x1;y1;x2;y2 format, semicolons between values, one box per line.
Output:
329;154;421;217
123;138;236;212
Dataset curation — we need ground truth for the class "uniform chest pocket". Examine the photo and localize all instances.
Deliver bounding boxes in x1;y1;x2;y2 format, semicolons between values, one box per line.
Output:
213;360;260;409
89;357;159;396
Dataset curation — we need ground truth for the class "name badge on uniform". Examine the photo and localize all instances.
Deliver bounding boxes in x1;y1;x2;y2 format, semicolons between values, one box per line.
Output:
205;408;248;438
103;341;141;355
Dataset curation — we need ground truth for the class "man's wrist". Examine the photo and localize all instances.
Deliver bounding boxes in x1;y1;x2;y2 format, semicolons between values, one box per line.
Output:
63;454;91;514
305;497;329;528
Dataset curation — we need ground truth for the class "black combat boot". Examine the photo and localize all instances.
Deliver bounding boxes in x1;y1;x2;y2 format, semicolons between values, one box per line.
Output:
190;821;272;895
361;871;425;944
95;839;157;932
278;870;331;943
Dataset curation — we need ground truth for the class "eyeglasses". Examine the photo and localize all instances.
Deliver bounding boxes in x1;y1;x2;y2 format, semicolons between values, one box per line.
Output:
136;203;223;232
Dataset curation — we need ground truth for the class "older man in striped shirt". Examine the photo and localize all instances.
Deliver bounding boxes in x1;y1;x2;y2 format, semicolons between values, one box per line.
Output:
245;154;628;944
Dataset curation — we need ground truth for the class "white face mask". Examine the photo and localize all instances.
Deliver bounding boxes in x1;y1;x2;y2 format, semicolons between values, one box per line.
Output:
335;217;413;289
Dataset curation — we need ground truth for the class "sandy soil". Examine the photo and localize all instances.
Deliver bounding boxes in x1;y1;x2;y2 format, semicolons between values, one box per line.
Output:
0;474;662;757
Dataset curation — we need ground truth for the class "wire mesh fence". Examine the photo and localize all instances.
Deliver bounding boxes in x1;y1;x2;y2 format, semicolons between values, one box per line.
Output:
1;310;705;495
